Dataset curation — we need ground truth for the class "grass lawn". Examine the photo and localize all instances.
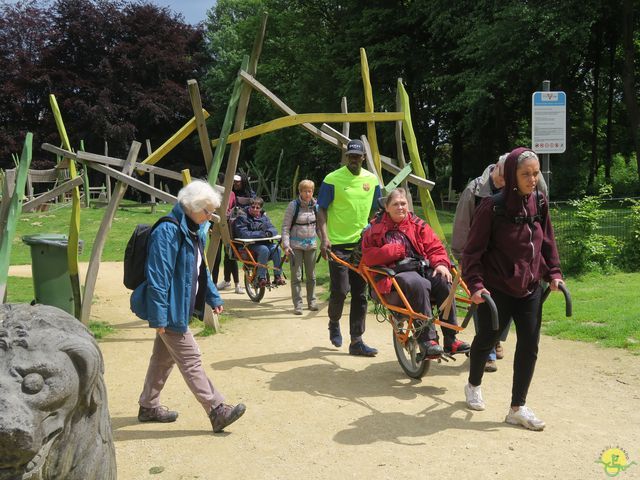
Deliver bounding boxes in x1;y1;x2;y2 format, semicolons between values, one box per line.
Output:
5;200;639;353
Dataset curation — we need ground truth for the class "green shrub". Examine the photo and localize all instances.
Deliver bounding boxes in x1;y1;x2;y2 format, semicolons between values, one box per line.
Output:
619;199;640;271
563;185;620;274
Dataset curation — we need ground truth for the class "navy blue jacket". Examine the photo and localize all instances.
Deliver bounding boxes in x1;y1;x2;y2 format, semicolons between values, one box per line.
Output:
233;207;278;242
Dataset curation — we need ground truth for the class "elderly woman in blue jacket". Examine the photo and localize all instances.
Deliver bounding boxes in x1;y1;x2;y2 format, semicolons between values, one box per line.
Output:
131;180;246;433
232;196;285;287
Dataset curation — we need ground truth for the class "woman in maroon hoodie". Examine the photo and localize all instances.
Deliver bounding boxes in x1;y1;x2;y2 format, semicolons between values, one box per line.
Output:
361;188;470;357
462;147;564;431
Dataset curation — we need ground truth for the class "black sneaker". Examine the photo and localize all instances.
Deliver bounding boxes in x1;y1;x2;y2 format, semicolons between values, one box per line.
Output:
328;322;342;347
209;403;246;433
138;405;178;423
348;340;378;357
422;340;444;357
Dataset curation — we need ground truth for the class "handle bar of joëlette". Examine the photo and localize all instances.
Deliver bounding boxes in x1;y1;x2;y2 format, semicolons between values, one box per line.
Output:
461;293;499;331
541;283;572;317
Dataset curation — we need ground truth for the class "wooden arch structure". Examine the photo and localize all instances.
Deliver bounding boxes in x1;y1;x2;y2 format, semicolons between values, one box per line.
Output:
2;12;444;333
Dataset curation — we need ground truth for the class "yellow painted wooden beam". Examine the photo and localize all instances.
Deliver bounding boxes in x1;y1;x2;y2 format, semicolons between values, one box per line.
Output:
49;94;83;320
181;169;192;186
360;48;382;180
211;112;404;147
396;81;446;244
140;110;210;168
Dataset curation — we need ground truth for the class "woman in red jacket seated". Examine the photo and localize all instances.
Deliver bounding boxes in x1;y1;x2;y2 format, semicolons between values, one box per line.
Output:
361;187;470;357
462;147;564;431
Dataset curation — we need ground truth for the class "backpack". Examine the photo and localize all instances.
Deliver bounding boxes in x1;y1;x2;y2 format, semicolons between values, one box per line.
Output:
123;216;180;290
288;198;317;232
491;190;545;226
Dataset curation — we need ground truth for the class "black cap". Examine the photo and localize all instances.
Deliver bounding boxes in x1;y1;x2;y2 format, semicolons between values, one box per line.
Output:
345;139;365;156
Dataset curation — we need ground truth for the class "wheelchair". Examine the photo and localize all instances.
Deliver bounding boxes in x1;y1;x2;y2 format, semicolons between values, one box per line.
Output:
329;250;499;379
228;235;288;303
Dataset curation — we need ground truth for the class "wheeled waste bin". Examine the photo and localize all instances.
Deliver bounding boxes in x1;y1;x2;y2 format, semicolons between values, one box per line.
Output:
22;234;83;315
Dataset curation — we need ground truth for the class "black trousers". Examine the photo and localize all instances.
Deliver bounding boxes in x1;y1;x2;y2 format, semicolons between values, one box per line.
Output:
328;248;367;340
468;285;543;407
385;271;458;343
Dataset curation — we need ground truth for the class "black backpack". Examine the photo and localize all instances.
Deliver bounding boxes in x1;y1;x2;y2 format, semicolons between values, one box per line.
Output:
491;190;545;226
123;216;180;290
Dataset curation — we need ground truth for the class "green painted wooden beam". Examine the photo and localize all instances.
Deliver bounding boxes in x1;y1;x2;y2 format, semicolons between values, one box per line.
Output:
0;133;32;301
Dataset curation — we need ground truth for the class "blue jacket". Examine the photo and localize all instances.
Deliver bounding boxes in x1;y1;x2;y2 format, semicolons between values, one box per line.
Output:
232;207;278;241
130;203;223;333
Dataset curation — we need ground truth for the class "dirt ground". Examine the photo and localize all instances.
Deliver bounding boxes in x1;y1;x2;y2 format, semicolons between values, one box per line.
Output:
9;262;640;480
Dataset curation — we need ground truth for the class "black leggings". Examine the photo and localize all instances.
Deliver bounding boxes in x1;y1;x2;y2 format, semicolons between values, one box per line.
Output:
468;285;542;407
211;243;239;284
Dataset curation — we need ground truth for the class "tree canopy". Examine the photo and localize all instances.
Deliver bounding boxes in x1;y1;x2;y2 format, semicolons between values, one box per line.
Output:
0;0;206;174
0;0;638;198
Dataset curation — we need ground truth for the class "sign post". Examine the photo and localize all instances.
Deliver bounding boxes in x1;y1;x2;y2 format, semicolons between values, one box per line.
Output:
532;81;566;199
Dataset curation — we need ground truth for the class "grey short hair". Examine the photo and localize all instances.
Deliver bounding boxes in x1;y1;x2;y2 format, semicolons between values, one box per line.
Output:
177;179;221;213
383;187;408;207
517;150;539;165
495;152;509;176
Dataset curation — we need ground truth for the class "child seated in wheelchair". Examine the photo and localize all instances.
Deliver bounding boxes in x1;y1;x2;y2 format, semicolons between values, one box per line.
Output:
361;187;470;356
232;197;285;287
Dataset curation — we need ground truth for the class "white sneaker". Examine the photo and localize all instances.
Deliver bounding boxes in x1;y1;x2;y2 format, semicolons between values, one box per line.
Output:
216;281;231;290
234;285;245;294
464;383;485;411
505;406;545;431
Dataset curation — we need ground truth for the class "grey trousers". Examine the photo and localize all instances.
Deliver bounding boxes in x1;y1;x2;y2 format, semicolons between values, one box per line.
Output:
139;328;225;415
289;248;317;308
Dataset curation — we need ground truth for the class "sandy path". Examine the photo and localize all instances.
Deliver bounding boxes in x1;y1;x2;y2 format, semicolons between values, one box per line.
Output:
9;263;640;479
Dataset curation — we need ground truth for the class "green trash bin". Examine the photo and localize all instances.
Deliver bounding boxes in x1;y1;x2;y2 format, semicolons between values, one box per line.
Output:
22;234;83;315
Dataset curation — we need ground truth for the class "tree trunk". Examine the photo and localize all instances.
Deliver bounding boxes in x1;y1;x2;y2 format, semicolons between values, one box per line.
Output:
451;128;464;194
621;0;640;181
588;21;602;187
604;27;617;182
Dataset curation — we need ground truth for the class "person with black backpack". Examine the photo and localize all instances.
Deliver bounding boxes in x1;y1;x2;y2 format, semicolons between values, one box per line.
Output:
452;154;547;372
281;179;319;315
461;147;565;431
130;180;246;434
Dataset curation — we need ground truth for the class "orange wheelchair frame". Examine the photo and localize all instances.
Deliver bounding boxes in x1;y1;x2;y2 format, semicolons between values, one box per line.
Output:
329;250;498;378
228;235;288;303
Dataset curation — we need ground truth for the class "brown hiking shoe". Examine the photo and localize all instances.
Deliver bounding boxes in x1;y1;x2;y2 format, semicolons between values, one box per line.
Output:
138;405;178;423
209;403;246;433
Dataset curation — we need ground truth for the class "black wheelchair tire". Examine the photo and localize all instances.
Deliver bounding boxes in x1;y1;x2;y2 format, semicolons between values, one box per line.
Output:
244;270;265;303
392;324;430;379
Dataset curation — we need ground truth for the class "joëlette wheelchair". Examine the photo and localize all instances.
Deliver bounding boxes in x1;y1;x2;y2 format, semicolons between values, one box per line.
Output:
228;235;288;303
328;249;498;379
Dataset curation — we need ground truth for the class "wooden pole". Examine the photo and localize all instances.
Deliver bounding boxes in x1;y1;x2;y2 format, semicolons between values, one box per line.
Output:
0;133;32;302
360;48;382;180
80;142;141;324
188;79;215;175
49;94;83;320
395;80;413;210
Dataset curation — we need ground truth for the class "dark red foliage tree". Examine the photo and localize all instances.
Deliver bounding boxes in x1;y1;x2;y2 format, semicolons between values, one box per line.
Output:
0;0;207;177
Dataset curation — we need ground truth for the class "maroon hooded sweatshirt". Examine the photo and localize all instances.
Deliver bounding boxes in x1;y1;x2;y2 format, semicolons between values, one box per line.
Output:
461;147;562;298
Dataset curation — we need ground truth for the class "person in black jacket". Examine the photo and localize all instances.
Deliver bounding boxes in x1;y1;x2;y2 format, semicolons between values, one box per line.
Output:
232;173;255;205
232;197;285;287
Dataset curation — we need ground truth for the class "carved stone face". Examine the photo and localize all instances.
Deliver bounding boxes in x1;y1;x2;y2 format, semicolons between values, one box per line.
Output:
0;304;116;480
